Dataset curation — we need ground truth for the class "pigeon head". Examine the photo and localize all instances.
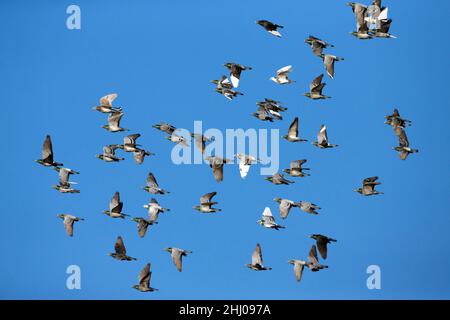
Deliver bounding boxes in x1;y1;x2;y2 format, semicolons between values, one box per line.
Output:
354;188;363;194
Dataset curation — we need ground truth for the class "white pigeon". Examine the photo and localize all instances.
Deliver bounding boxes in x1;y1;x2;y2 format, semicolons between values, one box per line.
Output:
270;65;294;84
235;154;259;178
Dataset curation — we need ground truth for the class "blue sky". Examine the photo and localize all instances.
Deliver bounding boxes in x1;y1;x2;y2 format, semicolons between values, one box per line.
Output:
1;0;449;299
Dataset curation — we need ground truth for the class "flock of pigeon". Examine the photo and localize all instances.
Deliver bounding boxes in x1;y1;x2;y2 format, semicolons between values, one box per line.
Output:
35;1;418;291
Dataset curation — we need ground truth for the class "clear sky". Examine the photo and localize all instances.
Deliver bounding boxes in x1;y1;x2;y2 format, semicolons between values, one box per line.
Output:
1;0;449;300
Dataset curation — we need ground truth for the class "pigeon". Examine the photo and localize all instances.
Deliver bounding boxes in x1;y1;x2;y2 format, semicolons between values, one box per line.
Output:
166;132;189;147
287;259;307;282
224;63;252;88
193;192;221;213
143;198;170;224
265;173;294;185
252;106;275;122
246;243;272;271
273;198;300;219
372;18;396;38
102;111;128;132
366;0;388;28
205;156;231;182
298;201;321;215
53;167;80;193
312;125;338;148
283;117;308;142
320;54;344;79
118;134;142;153
393;128;418;160
283;160;310;177
96;145;125;162
143;172;170;195
351;19;373;39
57;214;84;237
307;244;329;271
256;20;284;37
133;263;158;292
257;207;285;230
191;133;213;154
131;217;154;238
92;93;122;114
235;153;259;178
133;149;154;165
304;74;331;100
347;2;369;30
270;65;294;84
304;35;334;57
164;247;192;272
385;108;411;128
152;122;177;135
215;86;244;100
103;192;129;219
309;234;337;260
212;76;244;100
355;176;383;196
109;236;136;261
256;99;286;120
36;135;63;167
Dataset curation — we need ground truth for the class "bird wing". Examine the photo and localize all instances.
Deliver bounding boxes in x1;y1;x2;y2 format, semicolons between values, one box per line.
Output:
115;236;126;255
279;200;292;219
323;55;335;79
100;93;117;107
239;161;251;178
63;216;75;236
200;192;217;204
363;176;379;185
288;117;299;138
316;238;328;260
276;65;292;75
133;150;145;164
262;207;273;218
317;125;328;145
172;249;183;272
252;243;263;265
59;168;70;186
147;172;158;187
290;160;305;169
108;112;123;127
137;219;149;237
110;192;122;212
124;133;140;145
398;129;410;147
308;245;320;265
310;74;324;92
139;263;151;287
294;262;305;282
378;18;392;33
212;163;224;182
42;135;54;162
311;41;324;56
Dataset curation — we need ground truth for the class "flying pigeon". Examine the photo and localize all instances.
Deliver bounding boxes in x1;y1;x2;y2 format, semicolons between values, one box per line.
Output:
103;192;129;219
312;125;338;148
304;74;331;100
35;135;63;167
143;172;169;195
193;192;221;213
164;247;192;272
224;62;252;88
92;93;122;114
257;207;285;230
283;160;310;177
246;243;272;271
256;20;284;37
57;214;84;237
283;117;307;142
309;234;337;260
270;65;294;84
355;176;383;196
109;236;137;261
133;263;158;292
